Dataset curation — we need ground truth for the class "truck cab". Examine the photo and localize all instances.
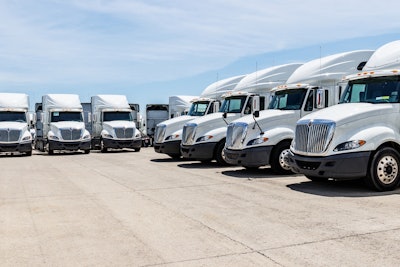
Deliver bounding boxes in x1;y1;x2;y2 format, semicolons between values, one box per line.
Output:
0;93;33;156
35;94;91;155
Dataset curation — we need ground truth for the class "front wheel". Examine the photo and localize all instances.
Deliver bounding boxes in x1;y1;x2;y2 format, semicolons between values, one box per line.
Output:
365;147;400;191
215;140;228;165
100;139;108;153
270;141;293;175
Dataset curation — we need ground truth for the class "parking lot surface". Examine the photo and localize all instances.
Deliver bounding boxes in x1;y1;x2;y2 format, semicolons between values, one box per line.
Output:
1;147;400;266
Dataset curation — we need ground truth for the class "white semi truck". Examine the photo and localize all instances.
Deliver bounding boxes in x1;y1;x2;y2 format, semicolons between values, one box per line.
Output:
154;75;245;158
224;50;373;173
288;40;400;191
180;63;302;164
0;93;33;156
35;94;91;155
90;95;142;152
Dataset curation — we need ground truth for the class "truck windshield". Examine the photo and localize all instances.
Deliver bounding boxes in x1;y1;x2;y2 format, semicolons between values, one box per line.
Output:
219;96;247;113
268;89;308;110
51;112;83;122
188;101;210;116
0;111;26;122
340;76;400;104
103;111;132;122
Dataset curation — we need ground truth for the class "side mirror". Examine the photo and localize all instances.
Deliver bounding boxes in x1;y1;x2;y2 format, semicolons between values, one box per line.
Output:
252;96;260;117
316;89;325;109
223;112;227;119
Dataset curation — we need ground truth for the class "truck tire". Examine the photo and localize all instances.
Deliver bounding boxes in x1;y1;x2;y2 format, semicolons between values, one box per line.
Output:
100;139;108;153
365;147;400;191
270;141;293;175
167;153;180;159
25;150;32;156
48;149;54;155
134;148;141;152
215;140;228;165
84;149;90;154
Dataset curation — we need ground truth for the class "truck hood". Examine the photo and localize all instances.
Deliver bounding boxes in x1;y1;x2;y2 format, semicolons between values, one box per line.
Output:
189;112;236;130
158;115;193;127
103;120;136;129
232;109;298;127
301;103;395;126
0;121;27;130
51;121;85;130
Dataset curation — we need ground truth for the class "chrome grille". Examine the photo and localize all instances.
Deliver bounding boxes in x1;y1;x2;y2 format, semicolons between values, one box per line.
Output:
226;122;247;149
182;123;197;145
114;127;134;139
0;129;21;142
294;120;335;154
60;128;82;140
154;125;166;143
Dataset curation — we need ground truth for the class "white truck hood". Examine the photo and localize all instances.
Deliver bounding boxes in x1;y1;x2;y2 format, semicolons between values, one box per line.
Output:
103;120;136;129
51;121;85;131
158;115;193;127
232;109;297;127
0;121;27;130
301;103;395;126
189;112;238;128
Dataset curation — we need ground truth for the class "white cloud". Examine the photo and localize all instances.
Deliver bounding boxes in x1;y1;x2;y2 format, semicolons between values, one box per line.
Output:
0;0;399;86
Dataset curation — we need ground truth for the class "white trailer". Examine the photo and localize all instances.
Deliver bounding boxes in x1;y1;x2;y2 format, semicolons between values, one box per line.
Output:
288;40;400;191
224;50;373;173
169;95;197;118
153;74;245;158
90;95;141;152
180;63;302;164
146;104;169;145
35;94;91;155
0;93;33;156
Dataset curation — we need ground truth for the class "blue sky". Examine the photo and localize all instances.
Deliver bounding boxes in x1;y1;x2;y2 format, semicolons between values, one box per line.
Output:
1;0;400;114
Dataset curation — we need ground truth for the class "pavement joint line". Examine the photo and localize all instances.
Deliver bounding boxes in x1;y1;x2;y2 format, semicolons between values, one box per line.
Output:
260;226;400;252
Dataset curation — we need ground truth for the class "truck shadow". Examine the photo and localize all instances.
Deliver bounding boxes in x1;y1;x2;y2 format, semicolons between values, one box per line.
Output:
177;161;236;169
221;167;289;179
287;179;400;197
151;157;192;163
34;151;89;156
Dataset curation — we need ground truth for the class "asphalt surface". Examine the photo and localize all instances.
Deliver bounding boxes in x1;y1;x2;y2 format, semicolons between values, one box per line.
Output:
1;147;400;266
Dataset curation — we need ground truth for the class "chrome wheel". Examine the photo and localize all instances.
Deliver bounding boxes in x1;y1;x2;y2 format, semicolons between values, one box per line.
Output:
279;148;291;171
376;155;398;185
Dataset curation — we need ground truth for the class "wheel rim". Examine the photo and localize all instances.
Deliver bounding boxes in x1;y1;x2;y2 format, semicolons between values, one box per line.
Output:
279;148;291;171
377;155;398;185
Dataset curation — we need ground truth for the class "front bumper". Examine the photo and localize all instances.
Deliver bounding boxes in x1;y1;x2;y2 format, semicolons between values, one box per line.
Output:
0;142;32;153
288;150;371;179
224;146;273;167
181;142;217;160
103;138;141;150
49;140;91;151
154;140;181;155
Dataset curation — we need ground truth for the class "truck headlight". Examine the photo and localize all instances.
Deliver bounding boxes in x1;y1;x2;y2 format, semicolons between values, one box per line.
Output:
247;137;268;146
48;135;59;140
196;135;213;142
333;140;366;151
22;135;32;141
83;134;90;140
166;134;180;141
103;133;113;139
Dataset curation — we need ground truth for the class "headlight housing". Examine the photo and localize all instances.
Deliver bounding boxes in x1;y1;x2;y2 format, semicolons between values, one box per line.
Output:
48;134;59;140
333;140;366;152
83;134;91;140
102;133;113;139
247;137;268;146
196;135;213;142
165;134;180;141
